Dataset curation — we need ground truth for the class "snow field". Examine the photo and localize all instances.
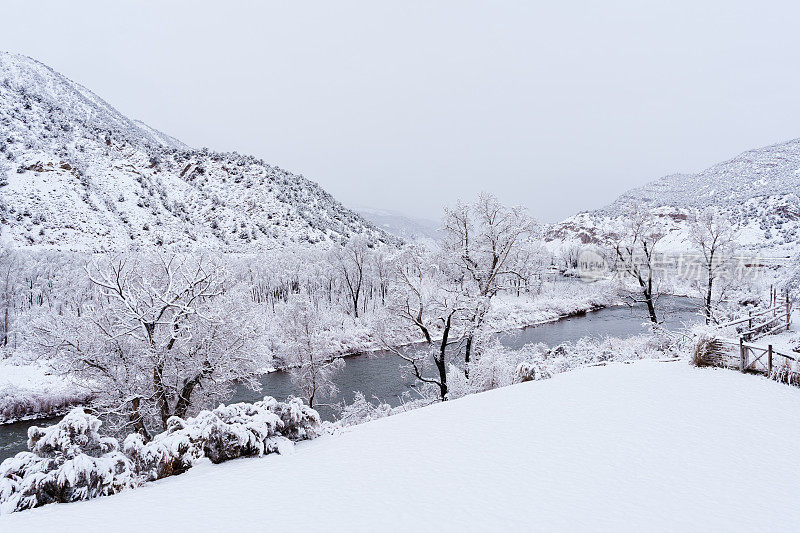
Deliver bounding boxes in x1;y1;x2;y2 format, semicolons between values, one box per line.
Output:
5;360;800;532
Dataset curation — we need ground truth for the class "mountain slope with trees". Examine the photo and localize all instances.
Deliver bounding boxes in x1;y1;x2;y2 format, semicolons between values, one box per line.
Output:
547;138;800;256
0;52;396;251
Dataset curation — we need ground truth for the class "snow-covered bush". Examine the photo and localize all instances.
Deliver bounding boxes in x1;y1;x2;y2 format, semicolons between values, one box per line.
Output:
125;395;319;481
786;332;800;354
122;417;200;482
689;324;730;367
515;359;552;383
195;402;287;464
335;392;391;427
0;409;135;514
262;395;321;441
457;342;548;396
1;396;320;514
771;359;800;386
444;334;678;401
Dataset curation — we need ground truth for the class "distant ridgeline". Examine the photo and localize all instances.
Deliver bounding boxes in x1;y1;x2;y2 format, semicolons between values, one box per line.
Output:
546;138;800;256
0;52;398;252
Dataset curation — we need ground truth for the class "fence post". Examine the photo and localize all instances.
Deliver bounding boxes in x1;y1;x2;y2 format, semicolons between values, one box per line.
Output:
739;337;745;372
748;311;752;330
786;289;791;331
768;345;773;376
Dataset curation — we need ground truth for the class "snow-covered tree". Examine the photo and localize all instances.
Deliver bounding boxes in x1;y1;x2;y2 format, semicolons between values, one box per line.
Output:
332;236;372;318
0;244;18;348
612;206;665;324
280;295;344;408
383;247;467;401
558;243;582;273
34;253;263;438
443;193;537;373
688;208;738;323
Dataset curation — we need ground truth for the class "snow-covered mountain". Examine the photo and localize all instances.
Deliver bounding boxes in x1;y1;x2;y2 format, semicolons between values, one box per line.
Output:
0;52;396;251
356;207;442;246
547;138;800;256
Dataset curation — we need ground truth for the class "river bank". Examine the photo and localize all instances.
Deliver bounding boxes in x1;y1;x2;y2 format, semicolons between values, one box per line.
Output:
0;278;620;426
0;295;700;462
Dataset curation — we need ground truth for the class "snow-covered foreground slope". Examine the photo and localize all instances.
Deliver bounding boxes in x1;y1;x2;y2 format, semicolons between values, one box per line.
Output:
6;361;800;532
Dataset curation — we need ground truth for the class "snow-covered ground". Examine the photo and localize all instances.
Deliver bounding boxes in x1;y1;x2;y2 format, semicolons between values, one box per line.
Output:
748;308;800;355
5;360;800;532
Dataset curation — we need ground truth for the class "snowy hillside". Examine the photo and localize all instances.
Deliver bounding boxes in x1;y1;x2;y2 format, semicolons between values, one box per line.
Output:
6;361;800;532
547;138;800;255
0;52;396;251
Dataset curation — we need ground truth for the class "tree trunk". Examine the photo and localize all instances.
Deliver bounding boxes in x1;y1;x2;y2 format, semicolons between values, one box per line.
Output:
436;314;452;401
129;397;150;441
1;306;7;347
464;335;473;378
705;265;714;324
644;293;658;324
637;272;658;324
153;362;171;430
175;362;212;419
464;304;489;377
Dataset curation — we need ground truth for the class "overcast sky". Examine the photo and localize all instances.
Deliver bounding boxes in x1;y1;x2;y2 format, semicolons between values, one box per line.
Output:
3;1;800;222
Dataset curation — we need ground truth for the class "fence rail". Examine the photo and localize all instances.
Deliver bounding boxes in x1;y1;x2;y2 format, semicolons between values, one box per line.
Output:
738;339;797;375
713;288;794;377
716;288;791;342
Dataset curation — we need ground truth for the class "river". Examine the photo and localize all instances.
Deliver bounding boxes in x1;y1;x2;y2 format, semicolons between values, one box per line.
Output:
0;296;700;462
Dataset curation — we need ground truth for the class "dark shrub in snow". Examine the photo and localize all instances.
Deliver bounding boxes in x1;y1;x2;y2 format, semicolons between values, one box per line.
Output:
128;396;319;473
123;418;200;482
0;409;135;514
1;396;320;514
514;360;551;383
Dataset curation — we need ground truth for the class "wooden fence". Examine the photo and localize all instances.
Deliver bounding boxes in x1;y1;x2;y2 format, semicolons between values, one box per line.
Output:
713;288;794;378
715;288;791;342
738;339;797;375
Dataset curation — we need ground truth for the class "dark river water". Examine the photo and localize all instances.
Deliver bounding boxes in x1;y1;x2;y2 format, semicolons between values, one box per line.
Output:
0;296;700;462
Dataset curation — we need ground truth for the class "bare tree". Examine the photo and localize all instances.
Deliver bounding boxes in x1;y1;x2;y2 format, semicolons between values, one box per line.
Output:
280;294;344;408
0;244;18;348
383;248;467;401
443;193;536;374
613;206;664;324
688;208;738;324
558;243;582;273
333;236;371;318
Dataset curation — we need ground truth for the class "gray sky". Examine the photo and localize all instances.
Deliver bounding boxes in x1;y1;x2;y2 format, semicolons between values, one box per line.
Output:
3;1;800;222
